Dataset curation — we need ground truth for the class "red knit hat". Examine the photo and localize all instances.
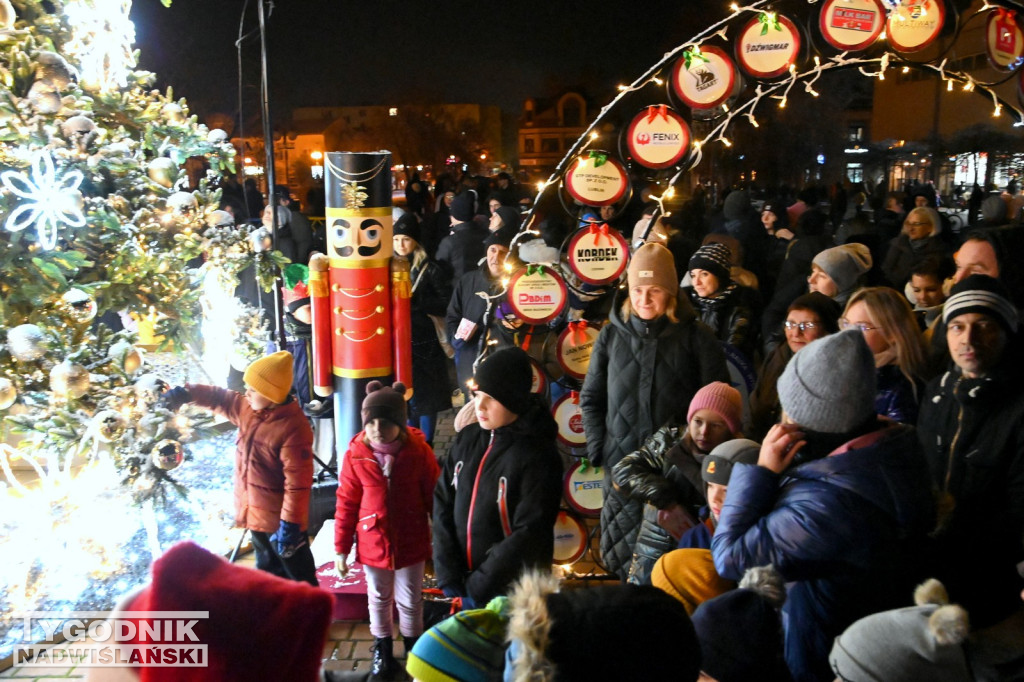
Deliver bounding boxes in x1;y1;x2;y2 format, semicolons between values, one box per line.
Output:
103;542;332;682
687;381;743;435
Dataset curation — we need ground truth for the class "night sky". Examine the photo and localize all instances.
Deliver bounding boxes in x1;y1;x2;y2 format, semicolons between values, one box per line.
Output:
129;1;724;126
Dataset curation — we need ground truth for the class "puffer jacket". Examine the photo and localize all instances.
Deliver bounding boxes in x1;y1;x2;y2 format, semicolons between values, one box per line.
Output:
334;427;439;570
580;288;728;579
187;384;313;533
612;425;708;585
712;423;934;682
433;399;562;605
446;264;501;394
684;282;761;362
881;233;948;289
875;363;919;424
917;366;1024;626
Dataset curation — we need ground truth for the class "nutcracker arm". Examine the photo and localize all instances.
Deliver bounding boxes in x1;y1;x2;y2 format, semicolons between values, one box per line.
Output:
308;253;333;397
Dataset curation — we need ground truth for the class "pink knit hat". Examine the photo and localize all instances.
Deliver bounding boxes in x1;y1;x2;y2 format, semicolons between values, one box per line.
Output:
687;382;742;435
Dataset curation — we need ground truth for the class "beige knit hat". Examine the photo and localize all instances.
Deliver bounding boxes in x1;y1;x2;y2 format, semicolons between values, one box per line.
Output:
627;242;678;292
243;351;293;404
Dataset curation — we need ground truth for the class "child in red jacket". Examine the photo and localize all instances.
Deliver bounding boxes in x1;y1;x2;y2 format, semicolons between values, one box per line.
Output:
334;381;440;681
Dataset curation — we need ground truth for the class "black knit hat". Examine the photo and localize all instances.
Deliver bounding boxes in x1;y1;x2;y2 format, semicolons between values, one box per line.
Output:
472;347;532;414
688;242;732;283
943;274;1018;333
361;381;408;428
484;224;516;250
393;212;421;245
450;192;475;222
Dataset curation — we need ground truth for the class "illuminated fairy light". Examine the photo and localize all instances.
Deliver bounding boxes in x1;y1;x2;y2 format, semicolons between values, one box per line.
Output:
1;151;86;250
63;0;137;91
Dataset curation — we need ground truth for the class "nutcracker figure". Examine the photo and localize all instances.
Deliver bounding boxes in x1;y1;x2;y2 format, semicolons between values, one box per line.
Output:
309;151;412;448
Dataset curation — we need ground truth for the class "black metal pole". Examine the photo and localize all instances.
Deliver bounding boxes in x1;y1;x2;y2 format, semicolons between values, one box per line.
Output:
257;0;287;349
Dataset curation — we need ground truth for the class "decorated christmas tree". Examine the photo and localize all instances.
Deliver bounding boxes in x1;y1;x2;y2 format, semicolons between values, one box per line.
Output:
0;0;283;501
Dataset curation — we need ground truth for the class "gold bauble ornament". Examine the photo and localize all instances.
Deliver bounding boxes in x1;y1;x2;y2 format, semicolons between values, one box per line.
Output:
151;439;183;471
147;158;177;188
0;377;16;410
7;324;49;362
50;359;90;399
92;409;127;442
107;339;144;374
133;373;168;402
60;289;97;324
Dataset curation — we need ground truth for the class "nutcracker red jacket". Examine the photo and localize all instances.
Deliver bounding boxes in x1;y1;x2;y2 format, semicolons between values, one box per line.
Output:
334;427;440;570
186;384;313;534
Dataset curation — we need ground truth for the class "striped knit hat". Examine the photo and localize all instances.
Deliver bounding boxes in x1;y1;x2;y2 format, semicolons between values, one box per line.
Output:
942;274;1018;332
688;242;732;283
406;597;510;681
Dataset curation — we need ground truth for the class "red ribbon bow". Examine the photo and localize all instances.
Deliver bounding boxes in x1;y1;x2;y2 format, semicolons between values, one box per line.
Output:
571;390;580;405
646;104;669;123
996;7;1016;22
588;222;611;246
568;320;589;346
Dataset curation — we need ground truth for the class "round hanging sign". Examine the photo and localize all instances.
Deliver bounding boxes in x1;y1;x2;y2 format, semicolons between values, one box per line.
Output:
557;320;600;381
552;392;587;448
625;105;691;169
563;152;629;207
563;460;605;516
987;8;1024;71
672;45;737;110
529;357;548;395
886;0;945;53
506;265;568;325
736;12;802;79
552;510;588;564
567;223;629;285
819;0;886;51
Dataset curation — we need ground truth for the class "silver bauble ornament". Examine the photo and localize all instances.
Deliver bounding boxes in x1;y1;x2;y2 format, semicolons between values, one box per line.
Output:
166;191;198;216
160;103;185;124
207;128;228;144
151;439;183;471
205;209;234;228
147;158;177;188
134;373;169;402
7;324;49;362
0;377;16;410
60;288;97;324
50;359;90;399
92;409;127;442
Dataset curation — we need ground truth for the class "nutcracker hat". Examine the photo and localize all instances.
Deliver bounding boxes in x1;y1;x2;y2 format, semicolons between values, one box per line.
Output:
243;351;293;404
90;541;333;682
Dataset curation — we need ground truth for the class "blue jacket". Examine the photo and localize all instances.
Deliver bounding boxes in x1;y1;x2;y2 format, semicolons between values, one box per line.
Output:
711;423;934;682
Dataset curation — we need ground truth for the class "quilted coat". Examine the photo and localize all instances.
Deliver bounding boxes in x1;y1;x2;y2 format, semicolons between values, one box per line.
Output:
187;384;313;533
334;427;440;570
580;288;728;579
612;426;708;585
711;423;935;682
433;399;562;605
684;282;762;362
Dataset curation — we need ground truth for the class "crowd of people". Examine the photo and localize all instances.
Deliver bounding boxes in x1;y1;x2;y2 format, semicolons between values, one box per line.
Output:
145;175;1024;682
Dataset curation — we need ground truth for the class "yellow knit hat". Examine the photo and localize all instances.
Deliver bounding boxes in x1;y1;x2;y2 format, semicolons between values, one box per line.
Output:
243;351;294;404
651;548;736;614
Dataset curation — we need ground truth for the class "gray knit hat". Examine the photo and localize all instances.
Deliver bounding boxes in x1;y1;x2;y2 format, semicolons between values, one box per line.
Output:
777;330;876;433
829;579;972;682
812;243;872;302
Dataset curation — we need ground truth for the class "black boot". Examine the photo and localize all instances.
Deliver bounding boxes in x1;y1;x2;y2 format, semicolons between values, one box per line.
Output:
402;635;419;658
371;636;400;681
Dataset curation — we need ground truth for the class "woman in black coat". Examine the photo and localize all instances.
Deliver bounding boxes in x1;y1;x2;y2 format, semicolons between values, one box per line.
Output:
393;214;453;445
581;243;729;580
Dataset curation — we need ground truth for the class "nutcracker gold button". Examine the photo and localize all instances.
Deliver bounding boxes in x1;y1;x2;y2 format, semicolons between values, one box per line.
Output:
334;306;343;314
376;327;386;335
331;284;342;292
376;305;385;313
374;284;384;292
335;327;344;335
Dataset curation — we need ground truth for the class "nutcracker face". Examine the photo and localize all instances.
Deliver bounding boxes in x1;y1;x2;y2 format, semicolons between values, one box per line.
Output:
330;217;392;260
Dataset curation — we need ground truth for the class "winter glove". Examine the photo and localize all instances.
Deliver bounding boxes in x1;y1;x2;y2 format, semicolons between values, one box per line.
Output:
160;386;191;411
335;554;349;579
270;520;306;558
441;583;466;599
